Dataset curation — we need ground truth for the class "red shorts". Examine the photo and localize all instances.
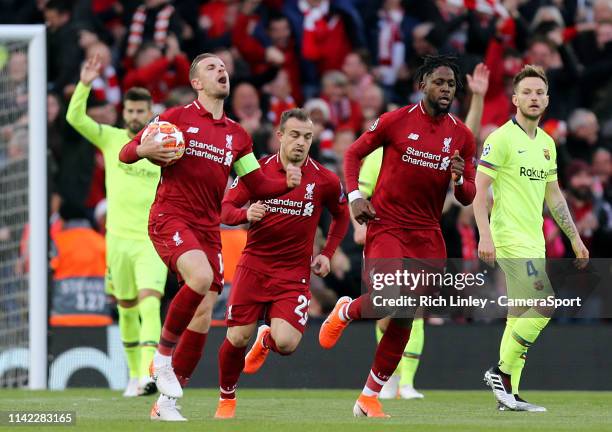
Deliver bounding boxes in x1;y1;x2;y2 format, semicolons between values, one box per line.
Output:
364;225;447;259
363;225;446;298
149;212;224;293
226;265;311;333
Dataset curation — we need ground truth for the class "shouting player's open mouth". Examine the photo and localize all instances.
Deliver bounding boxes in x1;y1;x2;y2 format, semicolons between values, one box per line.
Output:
218;76;228;85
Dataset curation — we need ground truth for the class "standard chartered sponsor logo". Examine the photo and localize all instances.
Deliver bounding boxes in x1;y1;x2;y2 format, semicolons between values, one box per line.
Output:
185;139;228;164
402;146;450;171
263;197;314;217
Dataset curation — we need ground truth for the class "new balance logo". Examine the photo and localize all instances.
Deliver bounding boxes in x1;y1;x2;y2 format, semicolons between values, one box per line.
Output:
408;133;420;140
173;231;183;246
226;134;233;150
186;127;199;133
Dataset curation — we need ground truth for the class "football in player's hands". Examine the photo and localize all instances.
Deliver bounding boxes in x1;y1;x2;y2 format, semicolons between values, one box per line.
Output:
140;121;185;166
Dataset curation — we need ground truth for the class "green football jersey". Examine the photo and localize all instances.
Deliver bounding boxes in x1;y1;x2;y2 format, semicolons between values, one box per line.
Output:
66;82;160;240
477;118;557;252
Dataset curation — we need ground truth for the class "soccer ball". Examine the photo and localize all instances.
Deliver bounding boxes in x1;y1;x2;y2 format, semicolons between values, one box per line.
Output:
142;121;185;166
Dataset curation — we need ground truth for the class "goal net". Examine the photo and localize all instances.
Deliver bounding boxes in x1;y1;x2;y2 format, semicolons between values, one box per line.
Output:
0;25;47;389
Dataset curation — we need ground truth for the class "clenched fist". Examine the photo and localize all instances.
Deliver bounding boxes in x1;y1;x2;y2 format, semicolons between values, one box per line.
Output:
286;163;302;187
247;200;266;222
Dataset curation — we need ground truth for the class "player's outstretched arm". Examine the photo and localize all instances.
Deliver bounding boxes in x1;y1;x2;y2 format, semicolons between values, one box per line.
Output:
66;54;112;148
474;171;496;266
465;63;490;139
236;153;301;200
221;178;254;226
545;181;589;265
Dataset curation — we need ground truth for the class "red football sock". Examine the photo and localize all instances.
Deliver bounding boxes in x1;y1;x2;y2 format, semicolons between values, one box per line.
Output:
262;332;291;356
172;329;207;387
218;338;247;400
158;284;204;356
363;320;411;395
345;294;367;321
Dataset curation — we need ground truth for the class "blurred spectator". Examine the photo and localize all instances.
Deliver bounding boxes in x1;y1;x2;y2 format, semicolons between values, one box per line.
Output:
571;0;612;120
592;147;612;202
321;70;363;134
44;0;83;97
164;86;196;109
229;82;272;157
233;8;303;103
564;160;612;257
526;35;581;120
123;35;190;105
359;84;386;130
86;42;121;109
331;129;355;178
263;69;296;126
566;108;603;164
342;50;373;102
371;0;408;87
0;127;28;271
0;50;28;125
124;0;183;60
304;98;335;165
283;0;365;95
198;0;239;50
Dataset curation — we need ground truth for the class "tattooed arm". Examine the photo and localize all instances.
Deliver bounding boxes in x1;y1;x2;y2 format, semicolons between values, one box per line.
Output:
545;181;589;262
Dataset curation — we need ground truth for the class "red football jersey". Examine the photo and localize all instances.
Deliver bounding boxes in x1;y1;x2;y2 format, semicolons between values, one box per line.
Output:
126;100;253;229
222;154;349;283
345;101;476;230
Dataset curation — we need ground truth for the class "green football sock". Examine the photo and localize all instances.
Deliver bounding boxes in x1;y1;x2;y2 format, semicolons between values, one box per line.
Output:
499;310;550;381
376;323;402;377
499;316;523;392
138;296;161;379
400;318;424;388
118;305;141;379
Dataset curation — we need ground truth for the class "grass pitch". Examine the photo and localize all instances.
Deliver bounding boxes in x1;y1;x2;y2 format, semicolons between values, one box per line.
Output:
1;389;611;432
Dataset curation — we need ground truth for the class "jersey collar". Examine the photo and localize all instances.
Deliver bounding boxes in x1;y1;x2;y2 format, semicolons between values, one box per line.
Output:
512;116;537;138
417;100;447;124
192;99;228;125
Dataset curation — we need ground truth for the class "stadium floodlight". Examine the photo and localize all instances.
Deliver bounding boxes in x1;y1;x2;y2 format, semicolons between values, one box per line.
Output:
0;25;47;390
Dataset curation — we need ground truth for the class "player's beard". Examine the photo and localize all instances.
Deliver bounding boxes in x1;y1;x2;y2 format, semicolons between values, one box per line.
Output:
429;95;451;116
519;105;543;121
128;121;146;135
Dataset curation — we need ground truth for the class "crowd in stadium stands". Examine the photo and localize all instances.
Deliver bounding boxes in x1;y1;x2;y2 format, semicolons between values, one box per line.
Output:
1;0;612;321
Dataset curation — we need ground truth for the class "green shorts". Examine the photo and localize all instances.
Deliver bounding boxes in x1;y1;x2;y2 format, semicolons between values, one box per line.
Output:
496;245;552;302
105;233;168;300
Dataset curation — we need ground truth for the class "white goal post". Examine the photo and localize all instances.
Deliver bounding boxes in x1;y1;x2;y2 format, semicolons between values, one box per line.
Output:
0;25;47;390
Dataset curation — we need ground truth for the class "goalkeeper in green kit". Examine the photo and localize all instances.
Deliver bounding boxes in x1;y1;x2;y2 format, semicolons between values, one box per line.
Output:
473;65;589;412
67;55;168;397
